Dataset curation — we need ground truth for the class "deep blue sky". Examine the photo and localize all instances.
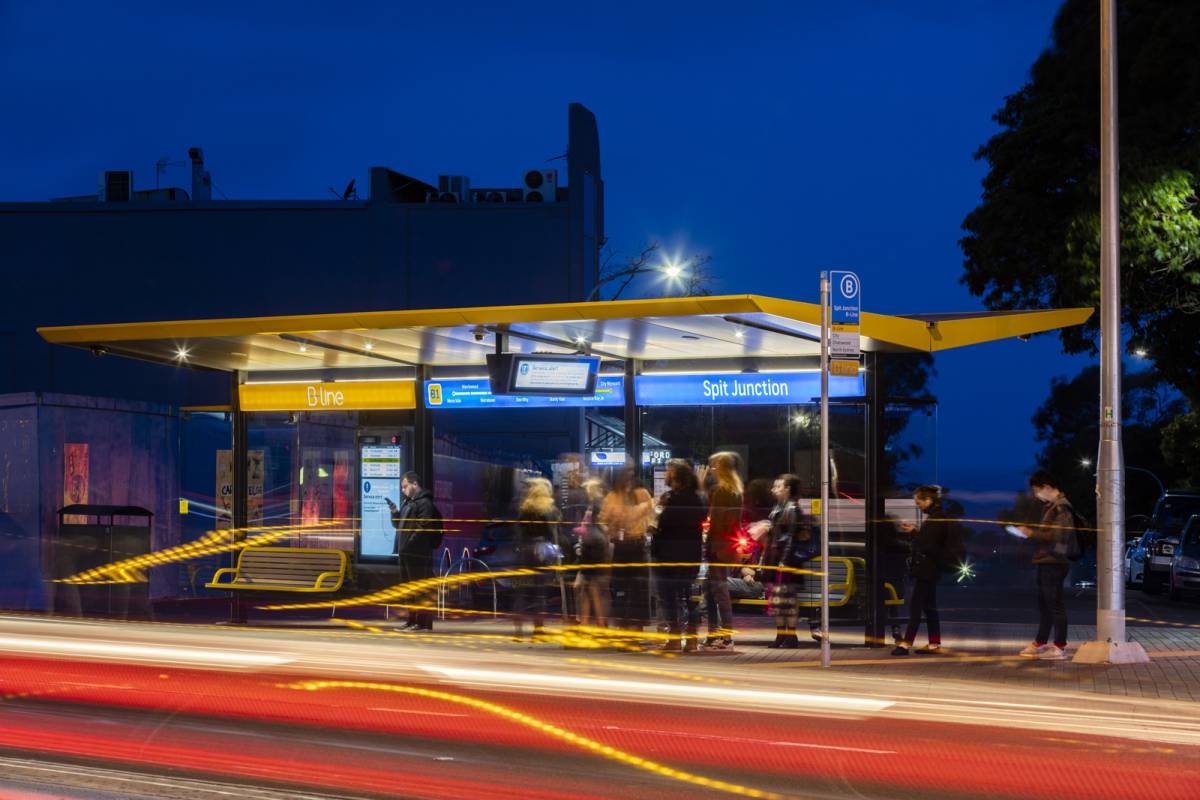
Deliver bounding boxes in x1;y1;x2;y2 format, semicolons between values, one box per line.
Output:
0;1;1092;496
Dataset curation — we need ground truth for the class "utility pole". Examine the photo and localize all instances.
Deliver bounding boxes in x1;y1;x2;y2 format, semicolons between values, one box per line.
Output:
1075;0;1148;664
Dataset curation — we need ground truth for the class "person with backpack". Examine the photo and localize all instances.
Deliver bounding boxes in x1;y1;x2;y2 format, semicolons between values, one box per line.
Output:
892;485;959;656
388;471;444;631
755;474;816;649
1017;470;1079;660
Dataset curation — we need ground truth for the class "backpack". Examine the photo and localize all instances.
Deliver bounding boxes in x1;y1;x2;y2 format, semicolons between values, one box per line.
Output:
1065;508;1088;562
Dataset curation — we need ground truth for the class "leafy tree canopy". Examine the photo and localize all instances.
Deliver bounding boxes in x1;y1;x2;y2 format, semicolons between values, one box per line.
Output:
961;0;1200;482
961;0;1200;382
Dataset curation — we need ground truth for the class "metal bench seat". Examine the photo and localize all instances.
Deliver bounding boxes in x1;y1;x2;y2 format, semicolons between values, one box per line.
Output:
206;547;348;593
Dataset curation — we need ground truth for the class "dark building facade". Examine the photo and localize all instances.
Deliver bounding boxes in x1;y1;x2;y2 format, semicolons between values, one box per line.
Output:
0;104;603;406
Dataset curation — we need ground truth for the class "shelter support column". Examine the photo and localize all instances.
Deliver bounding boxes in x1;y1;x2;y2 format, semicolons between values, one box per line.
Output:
414;365;434;488
229;370;248;624
623;359;642;475
864;352;886;647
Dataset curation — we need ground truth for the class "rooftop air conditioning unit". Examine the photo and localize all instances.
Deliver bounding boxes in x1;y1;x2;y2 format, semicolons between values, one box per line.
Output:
99;170;133;202
428;174;470;203
521;169;557;202
472;189;509;204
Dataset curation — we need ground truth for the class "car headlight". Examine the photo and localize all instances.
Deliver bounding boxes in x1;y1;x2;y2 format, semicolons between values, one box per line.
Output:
1177;556;1200;572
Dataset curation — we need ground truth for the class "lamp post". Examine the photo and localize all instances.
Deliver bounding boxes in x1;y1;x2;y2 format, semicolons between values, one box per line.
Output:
1074;0;1148;665
1081;459;1164;498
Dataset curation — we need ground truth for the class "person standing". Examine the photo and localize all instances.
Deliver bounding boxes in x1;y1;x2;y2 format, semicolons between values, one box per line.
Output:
1018;470;1076;660
387;471;443;631
652;460;707;652
892;486;954;656
704;452;743;650
754;474;815;649
512;477;562;641
573;478;611;628
599;469;654;630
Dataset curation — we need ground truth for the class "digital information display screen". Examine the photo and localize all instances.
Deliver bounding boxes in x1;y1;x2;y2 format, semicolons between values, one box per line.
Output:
487;353;600;396
512;357;594;392
359;445;402;559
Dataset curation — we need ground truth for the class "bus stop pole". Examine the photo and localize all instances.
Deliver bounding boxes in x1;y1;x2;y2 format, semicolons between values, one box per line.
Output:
819;272;831;668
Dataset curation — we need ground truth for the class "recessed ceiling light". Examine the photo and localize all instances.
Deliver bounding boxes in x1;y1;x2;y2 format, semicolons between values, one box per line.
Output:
174;346;190;361
230;352;248;357
364;342;374;351
298;345;308;353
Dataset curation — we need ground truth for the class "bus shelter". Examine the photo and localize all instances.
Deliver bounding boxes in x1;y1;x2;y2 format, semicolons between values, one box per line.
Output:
39;295;1091;642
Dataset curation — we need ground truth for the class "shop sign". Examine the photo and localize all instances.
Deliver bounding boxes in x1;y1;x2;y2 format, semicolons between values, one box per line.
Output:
238;380;416;411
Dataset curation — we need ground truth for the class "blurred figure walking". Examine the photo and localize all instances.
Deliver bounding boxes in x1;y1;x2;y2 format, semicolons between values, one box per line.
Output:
599;468;654;630
1018;470;1078;661
704;452;743;649
573;478;611;627
652;460;706;652
513;477;562;641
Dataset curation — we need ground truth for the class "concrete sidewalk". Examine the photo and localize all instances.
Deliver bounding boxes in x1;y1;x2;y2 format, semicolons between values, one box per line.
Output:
328;611;1200;703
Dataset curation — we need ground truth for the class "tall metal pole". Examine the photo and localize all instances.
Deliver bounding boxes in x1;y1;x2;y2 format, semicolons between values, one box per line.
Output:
1077;0;1146;664
819;272;831;668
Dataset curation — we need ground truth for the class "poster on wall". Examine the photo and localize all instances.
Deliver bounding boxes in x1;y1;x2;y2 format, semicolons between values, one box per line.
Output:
215;450;233;529
63;443;89;524
332;450;352;521
247;449;264;527
360;445;401;559
301;452;322;528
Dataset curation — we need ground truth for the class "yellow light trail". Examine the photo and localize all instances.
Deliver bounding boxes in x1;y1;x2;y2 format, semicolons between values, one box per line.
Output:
281;679;785;800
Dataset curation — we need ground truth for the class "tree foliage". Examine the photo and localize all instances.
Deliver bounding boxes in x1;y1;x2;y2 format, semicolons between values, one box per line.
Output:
961;0;1200;481
1031;365;1183;519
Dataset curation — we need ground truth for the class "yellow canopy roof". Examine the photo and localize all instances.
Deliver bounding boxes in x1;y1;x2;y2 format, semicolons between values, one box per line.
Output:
37;295;1093;372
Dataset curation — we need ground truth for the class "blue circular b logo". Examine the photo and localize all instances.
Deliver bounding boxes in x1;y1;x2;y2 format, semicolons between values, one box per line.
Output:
840;274;859;299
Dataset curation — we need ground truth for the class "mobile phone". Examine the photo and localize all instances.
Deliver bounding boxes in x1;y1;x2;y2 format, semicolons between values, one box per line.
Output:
1005;525;1028;539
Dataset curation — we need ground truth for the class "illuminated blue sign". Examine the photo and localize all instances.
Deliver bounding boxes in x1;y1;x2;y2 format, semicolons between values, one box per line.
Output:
425;372;863;409
635;372;862;406
425;376;624;409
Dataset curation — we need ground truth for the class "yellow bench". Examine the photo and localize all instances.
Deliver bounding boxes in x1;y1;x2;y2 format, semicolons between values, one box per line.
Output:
727;557;903;609
206;547;348;593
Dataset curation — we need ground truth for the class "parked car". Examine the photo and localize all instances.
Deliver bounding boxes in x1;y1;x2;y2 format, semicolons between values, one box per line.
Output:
1138;492;1200;594
1124;535;1144;587
1169;514;1200;602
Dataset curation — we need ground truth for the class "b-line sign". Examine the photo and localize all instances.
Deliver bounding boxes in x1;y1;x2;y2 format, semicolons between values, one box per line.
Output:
829;270;861;359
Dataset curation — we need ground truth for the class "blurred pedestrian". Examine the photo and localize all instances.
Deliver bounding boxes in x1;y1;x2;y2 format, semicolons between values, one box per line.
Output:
755;474;815;649
599;468;654;630
386;471;443;631
512;477;562;641
652;460;706;652
704;452;743;649
892;486;954;655
1017;470;1077;660
573;478;611;627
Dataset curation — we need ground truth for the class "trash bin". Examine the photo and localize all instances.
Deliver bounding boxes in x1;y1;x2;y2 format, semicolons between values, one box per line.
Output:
52;505;153;619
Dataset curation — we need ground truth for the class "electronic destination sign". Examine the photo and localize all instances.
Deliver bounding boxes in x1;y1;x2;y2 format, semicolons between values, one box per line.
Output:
634;372;863;406
424;372;862;410
486;353;600;396
426;376;623;409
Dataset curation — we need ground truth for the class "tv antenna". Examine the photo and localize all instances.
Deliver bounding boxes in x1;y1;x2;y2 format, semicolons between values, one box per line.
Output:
155;156;188;189
328;178;358;200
